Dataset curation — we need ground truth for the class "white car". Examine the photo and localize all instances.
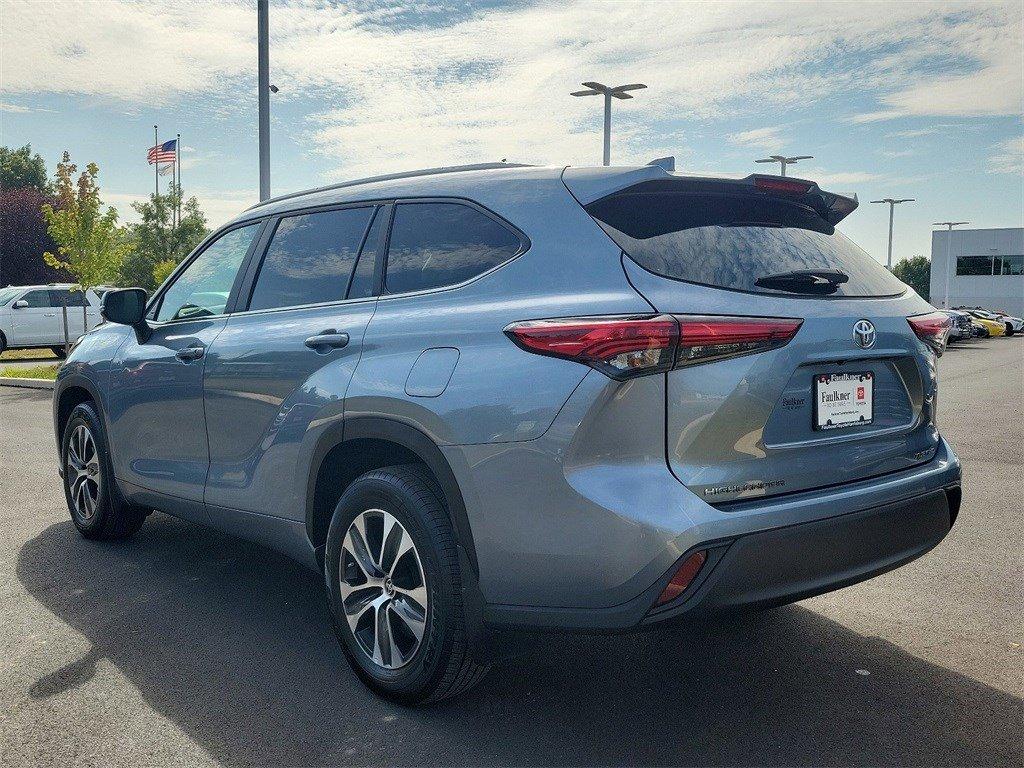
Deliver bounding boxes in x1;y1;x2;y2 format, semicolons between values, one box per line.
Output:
0;284;103;357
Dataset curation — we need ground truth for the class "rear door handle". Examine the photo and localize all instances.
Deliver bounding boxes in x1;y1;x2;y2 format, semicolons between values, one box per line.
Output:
175;347;205;362
304;331;350;352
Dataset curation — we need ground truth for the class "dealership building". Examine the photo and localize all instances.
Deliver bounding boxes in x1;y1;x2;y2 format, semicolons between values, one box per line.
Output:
929;227;1024;316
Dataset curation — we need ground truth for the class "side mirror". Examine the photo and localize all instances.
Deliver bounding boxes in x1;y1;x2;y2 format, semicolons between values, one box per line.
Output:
12;299;28;309
101;288;151;341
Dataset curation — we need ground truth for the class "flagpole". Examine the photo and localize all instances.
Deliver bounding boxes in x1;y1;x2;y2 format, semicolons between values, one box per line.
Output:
153;125;159;196
176;133;182;228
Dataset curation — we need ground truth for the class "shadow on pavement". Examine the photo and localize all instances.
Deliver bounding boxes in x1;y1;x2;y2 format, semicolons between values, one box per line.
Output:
17;515;1021;767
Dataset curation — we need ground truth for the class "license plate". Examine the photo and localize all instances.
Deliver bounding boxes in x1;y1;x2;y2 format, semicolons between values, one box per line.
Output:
814;372;873;430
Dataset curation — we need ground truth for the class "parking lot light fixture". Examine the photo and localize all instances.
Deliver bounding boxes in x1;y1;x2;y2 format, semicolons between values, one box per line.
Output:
571;81;647;166
754;155;813;177
871;198;915;269
934;221;971;308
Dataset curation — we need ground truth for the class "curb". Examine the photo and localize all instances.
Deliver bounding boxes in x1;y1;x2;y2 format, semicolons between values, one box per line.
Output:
0;377;55;391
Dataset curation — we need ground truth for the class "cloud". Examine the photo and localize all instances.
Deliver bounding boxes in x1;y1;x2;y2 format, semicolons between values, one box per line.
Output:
988;137;1023;175
0;100;56;114
879;149;915;158
726;126;785;151
1;0;1020;177
885;128;940;139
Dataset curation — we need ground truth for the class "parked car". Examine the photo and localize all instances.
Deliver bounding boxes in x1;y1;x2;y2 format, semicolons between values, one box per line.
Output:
970;309;1022;337
52;163;961;703
962;310;1006;337
0;284;102;357
941;310;975;342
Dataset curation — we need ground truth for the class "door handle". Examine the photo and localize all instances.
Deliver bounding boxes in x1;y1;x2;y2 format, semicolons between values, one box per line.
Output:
305;331;350;353
175;347;205;362
44;313;56;317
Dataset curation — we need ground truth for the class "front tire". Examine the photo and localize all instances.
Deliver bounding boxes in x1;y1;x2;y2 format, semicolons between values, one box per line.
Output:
1005;323;1014;337
61;402;147;540
51;346;67;358
324;464;489;704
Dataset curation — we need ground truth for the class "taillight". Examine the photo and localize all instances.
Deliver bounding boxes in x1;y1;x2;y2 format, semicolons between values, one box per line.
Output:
753;176;813;195
907;311;951;356
505;315;802;380
676;316;803;367
504;315;678;379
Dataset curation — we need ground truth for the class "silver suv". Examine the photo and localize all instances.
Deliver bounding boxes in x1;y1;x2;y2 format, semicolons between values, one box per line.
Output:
53;163;961;703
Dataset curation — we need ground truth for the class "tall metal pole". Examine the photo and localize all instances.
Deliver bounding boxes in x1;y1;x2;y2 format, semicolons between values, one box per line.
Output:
885;204;895;269
602;93;612;166
257;0;271;201
780;160;787;177
153;125;159;196
175;132;181;228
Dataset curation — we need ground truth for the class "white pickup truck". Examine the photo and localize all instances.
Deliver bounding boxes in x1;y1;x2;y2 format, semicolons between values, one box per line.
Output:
0;284;104;357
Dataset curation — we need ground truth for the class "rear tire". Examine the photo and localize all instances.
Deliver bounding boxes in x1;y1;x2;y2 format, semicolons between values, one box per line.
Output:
1005;324;1014;337
61;402;148;540
324;464;489;704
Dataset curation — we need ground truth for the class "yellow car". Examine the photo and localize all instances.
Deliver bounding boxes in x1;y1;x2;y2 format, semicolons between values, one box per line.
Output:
966;311;1006;337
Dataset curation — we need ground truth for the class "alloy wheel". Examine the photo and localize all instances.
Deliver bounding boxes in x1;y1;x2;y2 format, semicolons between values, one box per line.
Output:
67;425;101;520
339;508;428;670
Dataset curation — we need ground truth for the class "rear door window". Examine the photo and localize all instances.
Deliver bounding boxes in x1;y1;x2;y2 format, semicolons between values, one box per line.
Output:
384;202;522;294
587;191;906;298
248;207;374;311
21;290;53;308
50;290;88;307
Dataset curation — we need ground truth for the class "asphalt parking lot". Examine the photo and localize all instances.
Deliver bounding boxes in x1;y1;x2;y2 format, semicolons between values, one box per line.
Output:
0;338;1020;767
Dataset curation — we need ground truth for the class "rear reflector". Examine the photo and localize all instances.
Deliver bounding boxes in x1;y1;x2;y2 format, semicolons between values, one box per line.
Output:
907;311;951;356
656;550;707;605
506;314;802;380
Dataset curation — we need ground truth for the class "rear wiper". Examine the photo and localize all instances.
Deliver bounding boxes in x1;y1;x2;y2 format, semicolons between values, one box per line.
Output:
755;269;849;295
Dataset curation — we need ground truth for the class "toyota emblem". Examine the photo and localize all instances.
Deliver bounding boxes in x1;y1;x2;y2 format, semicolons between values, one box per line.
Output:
853;319;876;349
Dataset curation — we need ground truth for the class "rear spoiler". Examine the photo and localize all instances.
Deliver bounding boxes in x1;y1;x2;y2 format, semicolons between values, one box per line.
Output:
563;166;859;228
745;174;858;226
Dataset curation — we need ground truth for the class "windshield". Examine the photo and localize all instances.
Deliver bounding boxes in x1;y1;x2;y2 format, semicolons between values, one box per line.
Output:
0;288;23;306
587;191;907;298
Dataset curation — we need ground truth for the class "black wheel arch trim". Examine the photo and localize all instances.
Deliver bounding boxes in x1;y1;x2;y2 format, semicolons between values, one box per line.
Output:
304;415;480;577
53;373;107;453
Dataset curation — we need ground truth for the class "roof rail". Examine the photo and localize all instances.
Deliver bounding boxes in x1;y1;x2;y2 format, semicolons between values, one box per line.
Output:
246;162;534;211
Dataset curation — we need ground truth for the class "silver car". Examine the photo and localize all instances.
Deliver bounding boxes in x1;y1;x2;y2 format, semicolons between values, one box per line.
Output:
53;163;961;703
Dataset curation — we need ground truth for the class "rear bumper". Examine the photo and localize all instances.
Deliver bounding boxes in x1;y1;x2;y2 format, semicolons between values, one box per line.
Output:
642;484;958;625
481;439;961;632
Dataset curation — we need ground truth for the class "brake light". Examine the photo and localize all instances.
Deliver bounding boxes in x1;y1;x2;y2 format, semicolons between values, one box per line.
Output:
754;176;813;195
505;315;802;380
907;311;951;356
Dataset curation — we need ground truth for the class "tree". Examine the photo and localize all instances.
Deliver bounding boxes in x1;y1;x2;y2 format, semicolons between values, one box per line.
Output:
0;144;50;193
120;184;208;291
892;255;931;302
152;258;177;287
0;186;69;286
42;152;132;328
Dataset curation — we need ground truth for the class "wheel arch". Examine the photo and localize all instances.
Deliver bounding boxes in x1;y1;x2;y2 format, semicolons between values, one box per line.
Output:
305;417;479;577
54;374;105;446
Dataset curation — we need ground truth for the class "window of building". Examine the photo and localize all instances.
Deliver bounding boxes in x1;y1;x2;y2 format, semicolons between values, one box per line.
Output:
385;202;523;294
996;255;1024;275
956;256;994;276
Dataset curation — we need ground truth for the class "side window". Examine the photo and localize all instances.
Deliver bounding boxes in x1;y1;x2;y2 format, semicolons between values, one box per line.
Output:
156;223;259;322
248;207;373;311
51;290;88;307
385;202;522;294
21;290;53;308
347;206;386;300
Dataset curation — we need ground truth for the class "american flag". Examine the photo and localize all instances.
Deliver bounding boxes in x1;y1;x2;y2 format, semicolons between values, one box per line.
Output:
147;139;177;165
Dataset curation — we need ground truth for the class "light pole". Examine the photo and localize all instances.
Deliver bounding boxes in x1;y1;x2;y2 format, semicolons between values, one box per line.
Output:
257;0;270;201
934;221;970;308
754;155;813;176
871;198;915;270
571;81;647;166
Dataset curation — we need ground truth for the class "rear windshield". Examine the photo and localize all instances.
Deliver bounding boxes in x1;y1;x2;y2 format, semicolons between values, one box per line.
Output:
587;191;906;298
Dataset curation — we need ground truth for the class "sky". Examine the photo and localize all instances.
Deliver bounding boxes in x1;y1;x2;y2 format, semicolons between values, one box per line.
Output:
1;0;1022;265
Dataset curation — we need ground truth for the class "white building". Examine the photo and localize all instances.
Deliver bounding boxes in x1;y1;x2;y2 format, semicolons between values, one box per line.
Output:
929;227;1024;316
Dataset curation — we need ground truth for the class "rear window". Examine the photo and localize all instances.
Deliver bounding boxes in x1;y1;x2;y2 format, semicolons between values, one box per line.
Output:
587;191;906;298
385;202;522;294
